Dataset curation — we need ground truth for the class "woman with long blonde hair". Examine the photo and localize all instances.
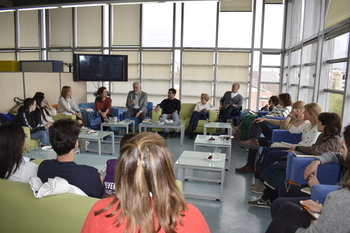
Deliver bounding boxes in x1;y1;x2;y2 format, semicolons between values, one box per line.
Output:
57;86;83;125
81;132;210;233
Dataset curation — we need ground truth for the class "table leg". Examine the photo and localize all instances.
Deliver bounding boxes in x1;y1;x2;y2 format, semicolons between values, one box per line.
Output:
180;126;184;146
98;139;101;156
203;127;207;135
132;122;135;133
111;132;115;154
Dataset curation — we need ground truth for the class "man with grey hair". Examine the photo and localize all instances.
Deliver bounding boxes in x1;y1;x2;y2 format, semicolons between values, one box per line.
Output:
125;82;148;122
219;83;243;122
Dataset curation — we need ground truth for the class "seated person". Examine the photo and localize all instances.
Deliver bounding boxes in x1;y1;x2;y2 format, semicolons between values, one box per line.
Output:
95;87;112;121
81;132;210;233
185;93;215;139
0;123;38;183
219;83;242;122
33;92;57;124
37;119;104;198
125;82;148;122
103;133;135;196
265;125;350;233
267;93;293;117
235;101;306;173
154;88;181;139
247;112;342;208
58;86;83;125
14;98;50;146
270;128;349;218
235;95;279;141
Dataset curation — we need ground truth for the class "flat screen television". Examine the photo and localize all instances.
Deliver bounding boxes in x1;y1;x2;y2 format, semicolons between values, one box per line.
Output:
73;54;128;82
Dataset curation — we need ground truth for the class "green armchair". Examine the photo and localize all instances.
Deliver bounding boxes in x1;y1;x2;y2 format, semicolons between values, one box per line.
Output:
151;103;217;134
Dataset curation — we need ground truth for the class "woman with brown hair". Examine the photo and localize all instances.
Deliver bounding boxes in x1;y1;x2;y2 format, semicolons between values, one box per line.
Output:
94;87;112;120
57;86;83;125
265;124;350;233
81;132;210;233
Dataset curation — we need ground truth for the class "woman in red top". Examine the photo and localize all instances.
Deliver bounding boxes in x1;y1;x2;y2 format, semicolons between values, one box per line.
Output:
95;87;112;120
81;132;210;233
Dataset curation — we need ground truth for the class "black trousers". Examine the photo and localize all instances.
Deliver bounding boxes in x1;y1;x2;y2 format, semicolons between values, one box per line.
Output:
265;202;311;233
249;121;273;139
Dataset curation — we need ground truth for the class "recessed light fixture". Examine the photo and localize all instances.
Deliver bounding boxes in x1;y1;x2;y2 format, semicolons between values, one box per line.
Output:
61;3;106;8
18;6;59;11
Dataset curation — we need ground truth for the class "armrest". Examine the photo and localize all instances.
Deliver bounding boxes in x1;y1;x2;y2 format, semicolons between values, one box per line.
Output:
262;116;285;129
311;184;342;204
286;152;343;185
271;129;302;144
257;111;269;117
152;109;162;121
208;110;217;122
110;107;124;117
52;114;76;121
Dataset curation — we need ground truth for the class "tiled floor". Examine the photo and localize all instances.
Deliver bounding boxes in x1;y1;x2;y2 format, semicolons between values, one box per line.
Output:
80;131;271;233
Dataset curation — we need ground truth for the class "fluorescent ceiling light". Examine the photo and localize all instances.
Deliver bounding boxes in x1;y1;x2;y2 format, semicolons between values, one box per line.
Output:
0;9;15;12
18;6;59;11
61;3;106;8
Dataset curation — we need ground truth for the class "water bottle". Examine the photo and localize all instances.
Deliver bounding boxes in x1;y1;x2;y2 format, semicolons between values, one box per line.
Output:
119;112;124;121
125;112;130;123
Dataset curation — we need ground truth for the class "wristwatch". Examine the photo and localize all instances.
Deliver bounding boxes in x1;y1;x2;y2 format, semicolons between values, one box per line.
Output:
139;110;143;113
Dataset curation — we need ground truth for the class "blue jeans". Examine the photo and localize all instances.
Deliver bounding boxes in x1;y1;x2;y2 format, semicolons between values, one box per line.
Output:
189;111;208;131
31;128;50;146
161;113;179;132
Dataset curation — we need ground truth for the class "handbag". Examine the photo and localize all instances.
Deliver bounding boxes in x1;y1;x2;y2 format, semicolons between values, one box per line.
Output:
87;111;102;127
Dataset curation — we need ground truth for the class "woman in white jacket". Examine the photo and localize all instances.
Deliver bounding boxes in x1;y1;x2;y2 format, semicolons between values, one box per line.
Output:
185;93;215;139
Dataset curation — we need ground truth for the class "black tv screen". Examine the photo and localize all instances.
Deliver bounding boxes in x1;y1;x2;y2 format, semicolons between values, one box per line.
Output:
73;54;128;82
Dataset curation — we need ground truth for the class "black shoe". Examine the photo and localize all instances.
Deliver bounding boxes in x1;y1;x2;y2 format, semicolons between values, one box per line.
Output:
185;127;192;135
189;133;194;139
164;132;170;139
172;132;177;138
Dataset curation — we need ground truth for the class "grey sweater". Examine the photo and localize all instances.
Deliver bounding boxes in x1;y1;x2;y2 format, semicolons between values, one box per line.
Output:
296;188;350;233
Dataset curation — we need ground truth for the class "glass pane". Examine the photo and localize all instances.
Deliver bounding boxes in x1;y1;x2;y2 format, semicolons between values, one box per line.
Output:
328;33;349;60
260;67;280;82
289;67;300;84
143;51;172;79
77;6;102;47
289;0;303;46
262;54;281;66
182;81;213;102
112;5;140;46
291;49;301;66
218;12;252;48
142;3;173;47
183;51;214;81
0;12;15;48
183;1;216;47
49;8;72;47
328;62;346;91
111;51;139;80
217;52;250;82
19;10;39;47
326;93;343;116
303;0;321;39
301;65;315;86
302;42;317;64
254;83;279;110
299;87;314;103
263;4;283;49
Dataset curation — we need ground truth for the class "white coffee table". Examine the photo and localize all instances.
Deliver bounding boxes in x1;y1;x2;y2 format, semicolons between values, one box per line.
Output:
78;131;114;156
174;150;226;201
203;122;232;136
194;135;232;170
100;120;135;142
139;120;185;146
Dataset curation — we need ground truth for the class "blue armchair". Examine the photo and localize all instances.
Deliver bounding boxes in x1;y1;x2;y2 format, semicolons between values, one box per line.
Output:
78;102;95;128
271;129;302;144
285;152;342;185
311;184;342;204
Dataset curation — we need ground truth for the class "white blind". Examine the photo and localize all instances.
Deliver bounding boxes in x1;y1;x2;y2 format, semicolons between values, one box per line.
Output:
77;6;102;47
50;8;72;47
220;0;252;12
0;12;15;48
325;0;350;28
19;10;39;47
112;5;140;46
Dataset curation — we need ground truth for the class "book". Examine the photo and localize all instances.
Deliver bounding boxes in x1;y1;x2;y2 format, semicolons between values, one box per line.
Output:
301;187;311;195
301;204;320;220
